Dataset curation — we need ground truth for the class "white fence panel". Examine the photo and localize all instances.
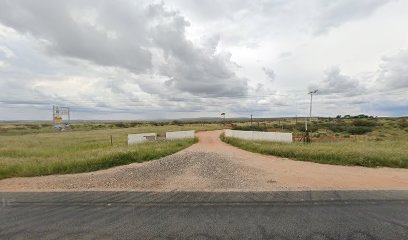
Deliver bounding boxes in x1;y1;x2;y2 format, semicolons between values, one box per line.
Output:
128;133;157;144
225;129;293;143
166;130;195;140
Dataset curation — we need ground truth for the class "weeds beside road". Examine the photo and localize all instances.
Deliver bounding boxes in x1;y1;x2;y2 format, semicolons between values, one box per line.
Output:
221;134;408;168
0;124;208;179
0;138;196;179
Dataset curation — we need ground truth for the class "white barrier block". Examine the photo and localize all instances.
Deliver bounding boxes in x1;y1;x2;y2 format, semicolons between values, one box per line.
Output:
128;133;157;144
225;129;293;143
166;130;195;140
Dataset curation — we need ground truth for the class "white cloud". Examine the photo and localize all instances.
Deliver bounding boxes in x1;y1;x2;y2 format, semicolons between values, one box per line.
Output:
377;49;408;89
262;67;275;81
314;0;394;34
0;0;248;98
0;0;407;119
311;66;366;96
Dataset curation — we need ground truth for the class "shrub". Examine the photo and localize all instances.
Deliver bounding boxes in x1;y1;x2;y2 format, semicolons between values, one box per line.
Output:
327;122;349;132
129;122;141;127
27;124;41;130
172;120;184;126
348;126;373;135
113;122;126;128
232;125;268;131
397;119;408;128
352;119;377;127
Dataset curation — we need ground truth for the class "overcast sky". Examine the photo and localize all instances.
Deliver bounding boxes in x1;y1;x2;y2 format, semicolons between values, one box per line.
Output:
0;0;407;120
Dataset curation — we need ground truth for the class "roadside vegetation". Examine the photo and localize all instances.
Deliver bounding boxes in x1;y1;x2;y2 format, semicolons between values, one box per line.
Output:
0;121;223;136
223;116;408;168
0;122;219;179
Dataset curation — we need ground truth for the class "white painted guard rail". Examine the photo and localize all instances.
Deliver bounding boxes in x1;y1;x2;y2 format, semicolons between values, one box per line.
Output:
166;130;195;140
128;133;157;144
225;129;293;143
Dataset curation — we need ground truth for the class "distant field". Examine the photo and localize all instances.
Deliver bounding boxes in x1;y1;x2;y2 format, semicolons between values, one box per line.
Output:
0;121;224;136
222;117;408;168
0;123;222;179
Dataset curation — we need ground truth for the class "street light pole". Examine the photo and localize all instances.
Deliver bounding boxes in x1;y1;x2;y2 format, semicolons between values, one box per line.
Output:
306;89;318;132
221;112;226;126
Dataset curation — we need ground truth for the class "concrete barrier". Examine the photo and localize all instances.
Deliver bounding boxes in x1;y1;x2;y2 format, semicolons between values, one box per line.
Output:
166;130;195;140
128;133;157;144
225;129;293;143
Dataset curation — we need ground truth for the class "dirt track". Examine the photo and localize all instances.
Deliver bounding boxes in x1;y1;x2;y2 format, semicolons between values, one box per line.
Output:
0;130;407;191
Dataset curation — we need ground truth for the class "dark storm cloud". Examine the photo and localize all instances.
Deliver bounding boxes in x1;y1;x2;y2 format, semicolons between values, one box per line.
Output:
0;0;248;97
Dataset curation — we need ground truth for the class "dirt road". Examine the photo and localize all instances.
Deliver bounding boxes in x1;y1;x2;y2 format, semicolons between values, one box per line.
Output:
0;130;407;191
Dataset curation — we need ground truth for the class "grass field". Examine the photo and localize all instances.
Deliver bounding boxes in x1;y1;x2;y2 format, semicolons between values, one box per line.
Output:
222;117;408;168
221;126;408;168
0;123;222;179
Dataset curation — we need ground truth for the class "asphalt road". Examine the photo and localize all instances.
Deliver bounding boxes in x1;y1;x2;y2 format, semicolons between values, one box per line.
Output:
1;191;407;240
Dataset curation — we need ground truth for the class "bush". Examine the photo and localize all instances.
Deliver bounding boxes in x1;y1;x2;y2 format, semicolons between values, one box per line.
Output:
397;119;408;128
348;126;373;135
129;122;141;127
26;124;41;130
113;122;126;128
327;122;349;132
232;125;268;131
172;120;184;126
352;119;377;127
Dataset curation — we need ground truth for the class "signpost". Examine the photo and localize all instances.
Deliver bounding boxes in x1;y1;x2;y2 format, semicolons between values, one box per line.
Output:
53;105;71;131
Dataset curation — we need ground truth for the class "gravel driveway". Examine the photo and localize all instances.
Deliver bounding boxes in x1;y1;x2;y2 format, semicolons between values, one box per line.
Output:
0;130;407;191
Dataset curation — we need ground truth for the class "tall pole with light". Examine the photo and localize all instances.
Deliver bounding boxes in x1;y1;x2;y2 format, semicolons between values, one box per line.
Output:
305;89;318;142
309;89;318;124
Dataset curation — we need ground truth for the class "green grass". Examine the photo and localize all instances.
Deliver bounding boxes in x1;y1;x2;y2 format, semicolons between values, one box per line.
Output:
221;134;408;168
0;124;214;179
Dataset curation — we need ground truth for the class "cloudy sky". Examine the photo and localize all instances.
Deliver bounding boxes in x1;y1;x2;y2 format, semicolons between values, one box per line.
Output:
0;0;407;120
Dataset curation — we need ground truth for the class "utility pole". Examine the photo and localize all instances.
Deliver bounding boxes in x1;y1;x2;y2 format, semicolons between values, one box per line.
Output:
305;89;318;132
250;114;253;126
221;112;226;126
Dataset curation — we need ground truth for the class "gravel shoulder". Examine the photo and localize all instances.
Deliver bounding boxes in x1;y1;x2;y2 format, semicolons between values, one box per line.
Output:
0;130;407;192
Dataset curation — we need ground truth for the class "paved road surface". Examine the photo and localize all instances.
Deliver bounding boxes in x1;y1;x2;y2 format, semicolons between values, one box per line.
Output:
1;190;408;239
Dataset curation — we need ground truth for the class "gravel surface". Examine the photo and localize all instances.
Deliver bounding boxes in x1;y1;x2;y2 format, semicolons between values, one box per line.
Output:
0;130;407;191
0;151;273;192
